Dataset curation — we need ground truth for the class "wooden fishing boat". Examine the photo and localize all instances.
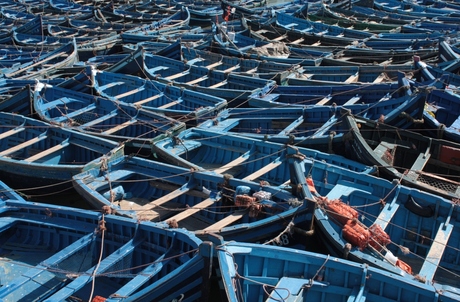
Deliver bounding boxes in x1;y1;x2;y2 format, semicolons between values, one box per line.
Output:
196;82;425;152
72;151;317;246
309;3;403;32
0;111;124;195
326;1;421;25
2;40;79;80
343;113;460;200
275;11;374;40
374;0;460;18
119;6;191;43
33;82;186;151
0;181;209;302
151;127;376;175
213;238;460;302
286;64;416;86
142;53;277;105
289;156;460;295
92;69;228;126
180;47;301;85
422;88;460;143
212;26;329;67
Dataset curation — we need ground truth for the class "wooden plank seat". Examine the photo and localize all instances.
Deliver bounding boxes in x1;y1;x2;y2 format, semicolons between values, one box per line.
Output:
242;157;283;181
201;209;248;232
138;182;197;220
158;98;182;109
164;70;190;81
290;38;304;45
186;75;208;85
167;197;217;222
0;126;25;140
316;95;332;105
345;73;359;83
0;135;47;157
272;34;288;41
102;119;136;135
208;80;228;89
418;204;454;282
114;87;145;99
133;93;163;106
206;61;223;69
214;149;257;174
372;72;388;83
97;81;124;91
24;141;70;162
223;65;240;73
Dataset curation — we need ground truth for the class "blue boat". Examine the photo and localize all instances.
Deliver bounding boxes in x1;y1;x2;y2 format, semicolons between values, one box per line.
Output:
179;47;301;85
33;82;186;150
142;53;277;104
197;81;426;151
286;65;417;86
213;237;460;302
288;156;460;297
151;127;375;176
72;152;316;247
0;180;209;302
92;69;228;126
0;111;124;195
212;25;330;67
343;113;460;200
120;6;191;43
422;88;460;144
1;40;79;80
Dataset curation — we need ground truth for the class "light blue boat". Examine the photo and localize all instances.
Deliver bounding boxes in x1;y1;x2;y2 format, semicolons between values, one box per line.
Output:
214;237;460;302
0;180;209;302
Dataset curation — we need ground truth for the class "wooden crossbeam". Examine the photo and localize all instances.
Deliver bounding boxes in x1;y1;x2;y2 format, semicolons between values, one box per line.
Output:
102;120;136;135
167;197;216;222
114;87;144;99
0;127;25;140
133;93;163;106
164;71;190;81
208;81;227;88
206;61;223;69
214;150;256;174
24;141;69;162
158;99;182;109
139;183;196;211
345;73;359;83
201;209;248;232
186;75;208;85
0;135;47;157
242;158;282;181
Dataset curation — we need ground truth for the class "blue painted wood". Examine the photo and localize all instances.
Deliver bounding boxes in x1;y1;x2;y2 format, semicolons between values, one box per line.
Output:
0;180;206;301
